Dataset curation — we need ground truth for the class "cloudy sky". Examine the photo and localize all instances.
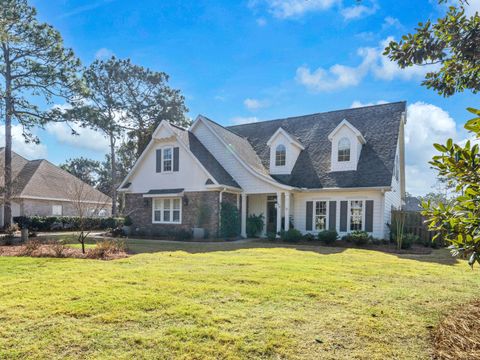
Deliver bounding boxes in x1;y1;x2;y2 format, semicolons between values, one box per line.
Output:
16;0;480;195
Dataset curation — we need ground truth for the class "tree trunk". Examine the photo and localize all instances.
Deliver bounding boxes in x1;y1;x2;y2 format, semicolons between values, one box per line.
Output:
110;132;117;217
3;46;12;229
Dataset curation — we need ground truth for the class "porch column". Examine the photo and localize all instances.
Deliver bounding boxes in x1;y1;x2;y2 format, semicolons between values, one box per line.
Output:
284;192;290;230
241;192;247;238
276;191;283;235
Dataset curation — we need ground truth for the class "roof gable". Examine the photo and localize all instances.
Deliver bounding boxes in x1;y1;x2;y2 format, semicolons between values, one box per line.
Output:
266;127;305;150
327;119;366;144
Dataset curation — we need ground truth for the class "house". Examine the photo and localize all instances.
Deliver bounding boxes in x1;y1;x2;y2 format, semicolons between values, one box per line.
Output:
405;196;422;212
119;102;406;239
0;149;112;226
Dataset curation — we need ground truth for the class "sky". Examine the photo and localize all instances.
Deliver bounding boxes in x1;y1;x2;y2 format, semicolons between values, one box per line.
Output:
9;0;480;196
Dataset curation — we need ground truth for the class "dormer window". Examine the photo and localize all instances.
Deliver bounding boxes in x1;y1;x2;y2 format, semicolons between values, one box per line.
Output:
338;137;351;162
275;144;286;166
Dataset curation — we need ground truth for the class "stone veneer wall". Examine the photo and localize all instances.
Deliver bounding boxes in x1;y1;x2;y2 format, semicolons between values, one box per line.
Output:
125;191;239;238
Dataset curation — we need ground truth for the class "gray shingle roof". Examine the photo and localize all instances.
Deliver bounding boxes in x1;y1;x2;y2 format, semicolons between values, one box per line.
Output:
225;101;406;188
172;126;240;188
146;188;184;195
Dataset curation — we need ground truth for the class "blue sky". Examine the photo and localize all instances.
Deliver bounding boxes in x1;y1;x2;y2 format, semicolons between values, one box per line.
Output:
14;0;479;195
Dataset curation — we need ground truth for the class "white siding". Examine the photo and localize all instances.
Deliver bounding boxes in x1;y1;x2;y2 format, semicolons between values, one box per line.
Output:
383;140;402;238
268;134;301;175
128;139;210;194
292;190;385;239
330;126;362;172
192;121;284;194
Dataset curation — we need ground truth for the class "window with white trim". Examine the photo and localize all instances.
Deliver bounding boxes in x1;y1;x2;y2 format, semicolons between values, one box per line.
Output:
350;200;363;231
152;198;181;224
338;137;351;162
314;201;327;231
275;144;286;166
163;147;173;172
52;205;62;216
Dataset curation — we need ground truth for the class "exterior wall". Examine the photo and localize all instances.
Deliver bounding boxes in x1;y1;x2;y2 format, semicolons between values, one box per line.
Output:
292;189;385;239
125;191;227;238
330;125;362;172
268;133;301;175
20;199;111;217
383;140;403;238
192;121;284;194
128;138;211;194
248;194;268;235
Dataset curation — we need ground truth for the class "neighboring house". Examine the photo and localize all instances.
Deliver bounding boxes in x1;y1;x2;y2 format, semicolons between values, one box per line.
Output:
405;196;423;212
0;149;112;226
119;102;406;239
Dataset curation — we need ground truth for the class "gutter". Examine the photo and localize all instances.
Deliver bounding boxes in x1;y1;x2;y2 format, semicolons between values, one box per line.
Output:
296;186;392;193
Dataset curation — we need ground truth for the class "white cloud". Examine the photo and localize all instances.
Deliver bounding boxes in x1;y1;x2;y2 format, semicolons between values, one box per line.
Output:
256;17;267;26
230;116;260;125
455;0;480;17
0;125;47;160
382;16;403;30
46;122;109;152
249;0;339;19
244;98;269;110
405;102;459;196
296;37;436;92
95;47;114;60
341;2;378;20
350;100;388;108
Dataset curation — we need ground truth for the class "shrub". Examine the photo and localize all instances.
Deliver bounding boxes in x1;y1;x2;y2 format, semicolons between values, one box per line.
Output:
174;229;193;241
48;239;67;258
400;233;418;249
22;238;42;256
87;239;126;259
123;216;133;226
318;230;338;245
347;231;370;246
302;233;315;242
246;214;264;238
13;216;124;232
280;228;303;243
267;232;277;241
220;202;240;238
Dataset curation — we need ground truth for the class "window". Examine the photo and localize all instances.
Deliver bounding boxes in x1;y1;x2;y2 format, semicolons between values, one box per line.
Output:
350;200;363;231
163;147;172;172
314;201;327;231
52;205;62;216
275;144;286;166
153;198;181;224
338;137;351;162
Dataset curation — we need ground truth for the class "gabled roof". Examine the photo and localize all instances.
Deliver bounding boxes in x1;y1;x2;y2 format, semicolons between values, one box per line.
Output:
226;101;406;189
327;119;366;144
266;127;305;150
0;148;111;203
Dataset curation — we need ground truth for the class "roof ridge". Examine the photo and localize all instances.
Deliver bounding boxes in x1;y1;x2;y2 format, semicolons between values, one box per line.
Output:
226;101;407;128
199;115;249;139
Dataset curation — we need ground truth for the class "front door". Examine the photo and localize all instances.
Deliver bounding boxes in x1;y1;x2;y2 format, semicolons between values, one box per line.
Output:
267;197;277;234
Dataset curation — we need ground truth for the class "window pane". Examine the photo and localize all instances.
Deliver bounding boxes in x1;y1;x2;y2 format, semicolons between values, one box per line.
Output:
275;145;286;166
164;199;170;209
173;199;180;210
163;148;172;171
338;138;351;162
350;201;363;231
153;199;161;210
154;210;161;222
173;210;180;222
315;201;327;230
163;210;170;222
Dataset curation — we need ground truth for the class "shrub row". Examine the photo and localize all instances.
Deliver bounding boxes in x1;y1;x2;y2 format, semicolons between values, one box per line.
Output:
13;216;124;232
130;227;193;241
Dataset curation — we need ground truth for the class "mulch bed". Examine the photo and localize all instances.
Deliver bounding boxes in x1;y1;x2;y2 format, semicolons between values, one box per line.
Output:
0;244;128;260
432;299;480;360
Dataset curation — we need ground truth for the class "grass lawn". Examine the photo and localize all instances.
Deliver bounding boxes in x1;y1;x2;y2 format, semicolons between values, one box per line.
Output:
0;239;478;359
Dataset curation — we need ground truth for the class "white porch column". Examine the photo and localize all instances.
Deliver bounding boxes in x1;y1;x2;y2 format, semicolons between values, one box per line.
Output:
241;192;247;238
276;191;283;235
284;192;290;230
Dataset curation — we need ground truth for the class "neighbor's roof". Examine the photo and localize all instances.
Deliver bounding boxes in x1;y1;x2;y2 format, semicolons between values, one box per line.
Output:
172;126;240;188
405;196;422;212
0;148;112;203
224;101;406;188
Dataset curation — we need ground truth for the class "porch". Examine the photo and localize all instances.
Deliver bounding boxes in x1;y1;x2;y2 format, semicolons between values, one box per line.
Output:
240;192;292;238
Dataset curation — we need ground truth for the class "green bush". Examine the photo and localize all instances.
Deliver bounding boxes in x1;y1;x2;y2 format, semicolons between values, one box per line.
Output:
267;232;277;241
13;216;123;232
345;231;370;246
123;216;133;226
400;233;418;249
280;228;303;243
318;230;338;244
302;233;315;242
246;213;264;238
174;229;193;241
220;202;240;238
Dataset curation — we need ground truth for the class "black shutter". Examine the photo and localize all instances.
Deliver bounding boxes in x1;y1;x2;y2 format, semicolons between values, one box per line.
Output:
156;149;162;172
173;147;179;172
340;201;348;232
306;201;313;231
329;201;336;231
365;200;374;232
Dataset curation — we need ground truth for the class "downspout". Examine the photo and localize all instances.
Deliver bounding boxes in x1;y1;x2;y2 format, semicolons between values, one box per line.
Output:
218;187;226;237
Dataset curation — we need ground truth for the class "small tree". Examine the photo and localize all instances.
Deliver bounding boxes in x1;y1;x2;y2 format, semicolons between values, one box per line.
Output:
60;157;101;187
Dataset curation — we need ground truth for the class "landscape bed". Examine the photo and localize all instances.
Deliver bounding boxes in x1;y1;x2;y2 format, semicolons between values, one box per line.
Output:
0;240;478;359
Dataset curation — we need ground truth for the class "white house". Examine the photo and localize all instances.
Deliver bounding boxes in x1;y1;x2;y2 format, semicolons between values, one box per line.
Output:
119;102;406;239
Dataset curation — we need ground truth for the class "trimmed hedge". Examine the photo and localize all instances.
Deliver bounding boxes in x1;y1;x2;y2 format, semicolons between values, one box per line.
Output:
13;216;124;232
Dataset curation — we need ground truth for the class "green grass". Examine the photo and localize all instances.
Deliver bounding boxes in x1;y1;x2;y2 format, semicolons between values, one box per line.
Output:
0;239;478;359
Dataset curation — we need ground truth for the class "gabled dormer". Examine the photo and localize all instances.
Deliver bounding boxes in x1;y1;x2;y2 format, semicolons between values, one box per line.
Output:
266;127;304;175
328;119;366;172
